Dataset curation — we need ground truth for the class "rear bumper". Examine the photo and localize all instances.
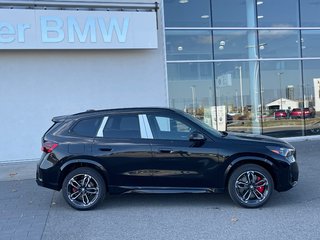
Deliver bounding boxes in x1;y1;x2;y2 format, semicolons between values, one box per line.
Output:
36;155;61;191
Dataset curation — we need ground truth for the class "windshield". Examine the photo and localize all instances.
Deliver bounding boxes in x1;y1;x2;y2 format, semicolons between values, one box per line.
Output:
176;109;222;137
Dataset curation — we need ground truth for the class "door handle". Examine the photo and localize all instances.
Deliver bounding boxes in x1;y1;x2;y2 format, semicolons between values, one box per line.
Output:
159;149;188;155
159;149;173;153
99;147;112;152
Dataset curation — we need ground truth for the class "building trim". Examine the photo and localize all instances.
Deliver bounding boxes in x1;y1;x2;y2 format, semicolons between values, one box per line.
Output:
167;57;320;64
0;0;159;10
165;27;320;30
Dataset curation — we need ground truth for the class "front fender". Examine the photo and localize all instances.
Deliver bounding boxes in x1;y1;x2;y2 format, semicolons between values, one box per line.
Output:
223;156;275;185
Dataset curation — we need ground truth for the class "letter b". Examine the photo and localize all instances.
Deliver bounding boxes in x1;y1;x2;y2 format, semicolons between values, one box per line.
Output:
41;16;64;43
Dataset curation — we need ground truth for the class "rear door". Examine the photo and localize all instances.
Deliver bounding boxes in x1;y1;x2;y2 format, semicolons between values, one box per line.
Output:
93;113;153;188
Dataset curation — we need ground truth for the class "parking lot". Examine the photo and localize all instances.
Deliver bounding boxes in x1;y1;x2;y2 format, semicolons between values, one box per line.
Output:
1;139;320;240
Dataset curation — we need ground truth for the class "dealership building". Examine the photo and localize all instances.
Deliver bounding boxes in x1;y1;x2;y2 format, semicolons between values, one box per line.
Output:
1;0;320;162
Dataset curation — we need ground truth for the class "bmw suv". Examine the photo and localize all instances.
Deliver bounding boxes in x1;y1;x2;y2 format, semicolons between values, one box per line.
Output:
36;108;299;210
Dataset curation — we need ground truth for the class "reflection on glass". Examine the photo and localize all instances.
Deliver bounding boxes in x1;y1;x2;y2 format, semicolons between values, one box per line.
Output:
168;63;215;121
301;30;320;58
258;30;300;58
166;30;213;61
260;61;303;137
164;0;211;27
211;0;250;27
213;30;258;60
256;0;298;27
301;0;320;27
215;61;261;134
302;60;320;136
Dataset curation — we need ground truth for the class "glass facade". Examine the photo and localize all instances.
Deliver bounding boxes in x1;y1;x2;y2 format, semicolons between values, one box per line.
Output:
164;0;320;137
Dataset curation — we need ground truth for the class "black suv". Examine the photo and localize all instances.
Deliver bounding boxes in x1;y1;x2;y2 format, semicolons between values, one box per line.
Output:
36;108;299;210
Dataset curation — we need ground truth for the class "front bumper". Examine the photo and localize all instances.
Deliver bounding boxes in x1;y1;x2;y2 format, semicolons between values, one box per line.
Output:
275;161;299;192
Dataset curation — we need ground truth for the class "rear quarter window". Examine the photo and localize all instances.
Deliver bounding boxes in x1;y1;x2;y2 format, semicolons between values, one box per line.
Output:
71;117;102;137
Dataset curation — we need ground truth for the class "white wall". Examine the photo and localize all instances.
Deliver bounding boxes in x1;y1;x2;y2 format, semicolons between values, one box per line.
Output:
0;0;167;161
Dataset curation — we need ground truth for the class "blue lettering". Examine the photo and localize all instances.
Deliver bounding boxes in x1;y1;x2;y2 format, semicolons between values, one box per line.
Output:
98;17;129;43
0;23;15;43
67;17;96;43
40;16;64;43
17;24;31;43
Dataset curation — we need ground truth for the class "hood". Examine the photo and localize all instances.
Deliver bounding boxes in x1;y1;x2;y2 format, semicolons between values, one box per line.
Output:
222;132;294;148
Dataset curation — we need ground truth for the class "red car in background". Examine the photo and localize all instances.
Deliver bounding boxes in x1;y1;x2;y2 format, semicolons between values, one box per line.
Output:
274;110;288;119
290;108;315;119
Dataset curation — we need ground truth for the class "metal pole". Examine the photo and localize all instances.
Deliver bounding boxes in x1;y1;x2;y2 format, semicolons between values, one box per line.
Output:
191;85;196;117
278;72;284;109
236;66;244;115
239;66;244;115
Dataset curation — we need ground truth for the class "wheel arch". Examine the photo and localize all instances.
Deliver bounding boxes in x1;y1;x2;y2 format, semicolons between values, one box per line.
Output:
224;156;278;190
58;159;109;191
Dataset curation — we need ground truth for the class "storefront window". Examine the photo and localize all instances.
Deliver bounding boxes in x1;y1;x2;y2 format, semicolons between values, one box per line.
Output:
300;0;320;27
164;0;320;138
301;30;320;58
260;61;304;137
215;61;261;134
211;0;252;27
213;30;258;60
164;0;211;27
167;63;215;120
258;30;300;58
166;30;213;61
302;60;320;136
256;0;299;27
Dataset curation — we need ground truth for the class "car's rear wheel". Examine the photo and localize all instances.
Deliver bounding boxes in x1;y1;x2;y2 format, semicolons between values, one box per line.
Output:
62;167;106;210
228;164;273;208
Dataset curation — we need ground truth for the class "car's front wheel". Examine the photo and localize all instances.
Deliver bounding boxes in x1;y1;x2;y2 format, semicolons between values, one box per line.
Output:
62;167;106;210
228;164;274;208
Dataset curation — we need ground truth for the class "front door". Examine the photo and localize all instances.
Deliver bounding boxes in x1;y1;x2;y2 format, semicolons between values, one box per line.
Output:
145;111;220;188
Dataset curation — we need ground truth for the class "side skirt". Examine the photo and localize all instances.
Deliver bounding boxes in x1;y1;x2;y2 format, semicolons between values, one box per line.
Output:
108;186;225;195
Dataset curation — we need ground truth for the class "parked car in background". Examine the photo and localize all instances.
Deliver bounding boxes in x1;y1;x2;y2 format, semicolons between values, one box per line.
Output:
37;108;299;210
290;108;315;119
290;108;303;119
227;114;233;124
274;110;287;120
304;107;316;118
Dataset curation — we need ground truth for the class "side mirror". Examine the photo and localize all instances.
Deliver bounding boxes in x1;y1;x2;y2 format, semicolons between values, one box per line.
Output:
189;132;206;142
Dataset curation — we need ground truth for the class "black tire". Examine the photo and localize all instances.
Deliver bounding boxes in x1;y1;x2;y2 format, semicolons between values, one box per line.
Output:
228;164;274;208
62;167;106;210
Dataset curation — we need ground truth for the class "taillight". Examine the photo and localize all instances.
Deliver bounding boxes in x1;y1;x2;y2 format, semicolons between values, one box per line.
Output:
42;141;58;153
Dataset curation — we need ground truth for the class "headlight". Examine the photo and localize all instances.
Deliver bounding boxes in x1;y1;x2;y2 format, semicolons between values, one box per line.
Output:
267;146;296;163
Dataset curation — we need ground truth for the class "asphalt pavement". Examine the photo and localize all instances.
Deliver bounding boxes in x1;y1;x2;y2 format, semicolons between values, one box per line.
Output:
1;139;320;240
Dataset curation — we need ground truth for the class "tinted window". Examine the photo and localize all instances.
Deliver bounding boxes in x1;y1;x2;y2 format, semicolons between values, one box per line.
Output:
103;115;141;139
211;0;251;27
256;0;298;27
147;114;195;141
164;0;211;27
301;0;320;27
71;117;102;137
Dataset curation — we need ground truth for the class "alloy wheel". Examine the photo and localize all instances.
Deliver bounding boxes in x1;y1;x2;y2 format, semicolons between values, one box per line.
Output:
235;170;269;205
67;173;100;207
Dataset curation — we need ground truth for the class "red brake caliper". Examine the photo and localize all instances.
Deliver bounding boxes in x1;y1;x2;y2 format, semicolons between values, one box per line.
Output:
256;176;265;193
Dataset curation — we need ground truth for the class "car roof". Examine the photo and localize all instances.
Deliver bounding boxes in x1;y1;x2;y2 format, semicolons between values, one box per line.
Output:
69;107;178;119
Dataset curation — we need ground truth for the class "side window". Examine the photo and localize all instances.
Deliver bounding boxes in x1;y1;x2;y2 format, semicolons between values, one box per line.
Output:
71;117;102;137
100;114;141;139
148;114;195;141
